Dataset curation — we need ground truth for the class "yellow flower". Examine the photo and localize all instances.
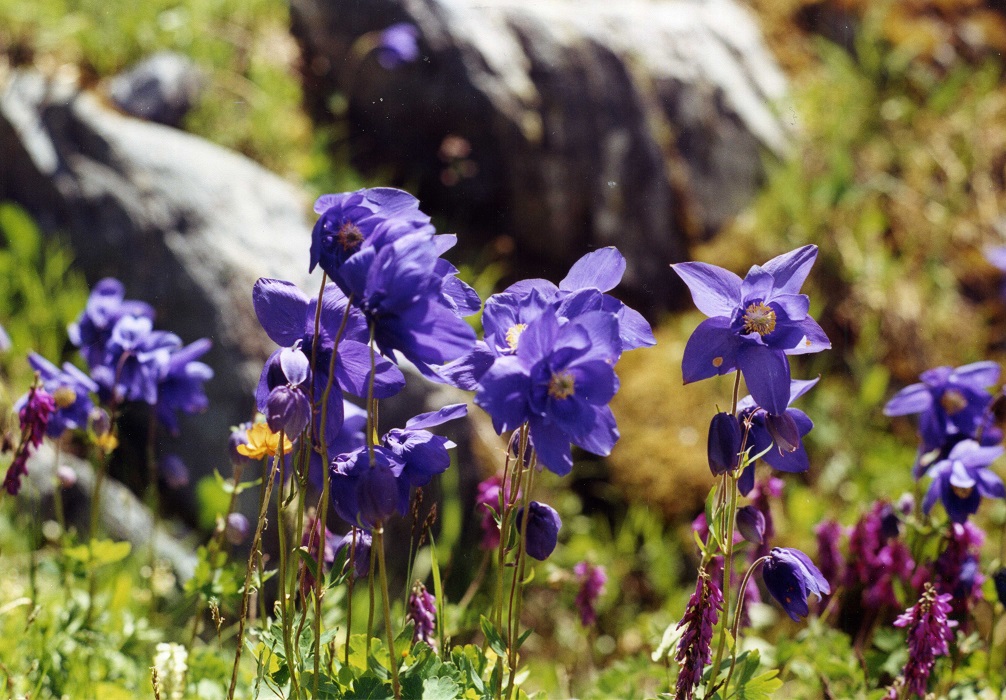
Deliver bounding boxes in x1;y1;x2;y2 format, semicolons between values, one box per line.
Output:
236;422;293;459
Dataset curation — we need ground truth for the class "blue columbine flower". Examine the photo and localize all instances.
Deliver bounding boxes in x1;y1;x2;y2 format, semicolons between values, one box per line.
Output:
329;446;411;527
672;245;830;414
381;403;468;487
156;338;213;436
517;501;562;560
475;307;621;475
26;352;98;437
258;342;311;436
736;377;818;495
761;547;830;621
91;315;180;405
884;362;1001;476
921;439;1005;523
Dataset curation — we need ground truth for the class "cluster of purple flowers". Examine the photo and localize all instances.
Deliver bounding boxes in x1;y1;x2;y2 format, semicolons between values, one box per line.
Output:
674;570;723;700
887;583;956;698
406;581;437;646
3;278;212;495
573;561;607;627
3;384;55;494
885;361;1005;522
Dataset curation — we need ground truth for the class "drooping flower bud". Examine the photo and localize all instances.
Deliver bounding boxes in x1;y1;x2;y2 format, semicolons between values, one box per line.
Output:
762;547;830;621
765;411;800;453
707;412;742;476
334;527;373;579
265;385;311;436
517;501;561;561
736;505;766;545
225;513;250;545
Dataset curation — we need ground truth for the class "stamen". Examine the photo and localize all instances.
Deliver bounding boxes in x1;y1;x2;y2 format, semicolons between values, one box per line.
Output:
742;302;777;336
336;222;365;251
940;389;968;416
53;386;77;409
505;324;527;352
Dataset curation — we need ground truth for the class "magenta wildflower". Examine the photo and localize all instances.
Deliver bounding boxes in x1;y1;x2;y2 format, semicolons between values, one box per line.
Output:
934;522;985;618
407;581;437;646
3;386;56;495
674;569;723;700
890;583;956;697
573;561;607;626
814;519;844;602
844;501;914;610
475;475;505;550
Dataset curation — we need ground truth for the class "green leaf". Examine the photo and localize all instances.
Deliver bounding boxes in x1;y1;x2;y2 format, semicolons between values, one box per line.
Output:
345;675;394;699
422;676;461;700
63;539;131;567
479;616;507;658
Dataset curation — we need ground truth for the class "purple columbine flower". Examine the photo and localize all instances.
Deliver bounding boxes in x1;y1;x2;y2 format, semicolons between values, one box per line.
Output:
156;338;213;436
441;247;654;391
517;501;561;560
890;583;956;697
376;23;420;70
674;569;723;700
333;527;373;579
475;307;621;475
407;581;437;646
736;378;818;495
91;315;180;405
885;361;1001;474
381;403;467;487
573;561;607;626
921;439;1005;523
68;278;155;369
761;547;830;621
672;245;830;414
25;353;98;437
3;385;55;495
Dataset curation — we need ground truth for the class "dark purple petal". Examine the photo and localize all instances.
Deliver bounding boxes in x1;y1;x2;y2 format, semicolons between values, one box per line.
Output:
883;383;932;416
253;278;310;347
976;468;1006;499
737;345;791;415
736;505;766;544
671;262;742;317
954;361;1001;388
528;416;574;476
406;403;468;430
559;247;626;293
761;245;818;295
681;317;740;383
517;501;562;560
475;357;531;434
334;340;405;399
436;343;496;391
765;412;800;453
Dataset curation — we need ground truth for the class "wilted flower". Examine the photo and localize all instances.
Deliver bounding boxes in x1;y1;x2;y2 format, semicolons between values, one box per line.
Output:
761;547;830;621
890;583;956;697
375;23;420;69
921;439;1005;523
674;569;723;700
672;245;830;414
516;501;561;560
573;561;607;626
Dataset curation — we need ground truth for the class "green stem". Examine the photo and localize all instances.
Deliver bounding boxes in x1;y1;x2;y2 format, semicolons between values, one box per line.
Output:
722;556;769;693
505;458;536;700
375;526;401;698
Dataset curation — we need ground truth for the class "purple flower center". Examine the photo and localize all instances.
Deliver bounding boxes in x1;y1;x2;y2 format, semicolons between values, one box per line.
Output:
940;389;968;415
548;370;576;399
742;302;776;336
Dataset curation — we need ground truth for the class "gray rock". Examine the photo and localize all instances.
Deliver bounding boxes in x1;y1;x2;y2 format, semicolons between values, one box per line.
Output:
291;0;790;312
106;51;204;127
0;69;314;498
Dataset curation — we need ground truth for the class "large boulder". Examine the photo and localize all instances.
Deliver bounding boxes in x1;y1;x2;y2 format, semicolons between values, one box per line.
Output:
0;70;314;490
291;0;790;313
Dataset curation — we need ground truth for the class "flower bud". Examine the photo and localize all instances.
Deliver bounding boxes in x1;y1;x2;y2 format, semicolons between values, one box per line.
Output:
765;411;800;453
225;513;250;545
160;454;189;490
265;385;310;436
707;412;742;476
517;501;561;560
736;505;766;545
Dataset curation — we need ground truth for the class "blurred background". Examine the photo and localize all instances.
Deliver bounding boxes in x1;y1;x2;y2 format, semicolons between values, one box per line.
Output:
3;0;1006;695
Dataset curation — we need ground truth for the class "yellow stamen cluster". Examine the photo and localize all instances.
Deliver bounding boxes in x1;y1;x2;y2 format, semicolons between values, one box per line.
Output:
53;386;77;409
742;302;777;336
505;323;527;351
237;422;294;459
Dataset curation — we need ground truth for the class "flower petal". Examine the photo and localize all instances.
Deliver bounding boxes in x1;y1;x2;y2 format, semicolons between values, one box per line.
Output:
737;344;791;415
529;416;574;476
681;317;740;383
475;356;531;434
253;278;310;347
559;247;626;292
953;361;1001;388
406;403;468;430
335;340;406;399
671;262;742;318
883;382;932;416
762;245;818;295
779;317;831;356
